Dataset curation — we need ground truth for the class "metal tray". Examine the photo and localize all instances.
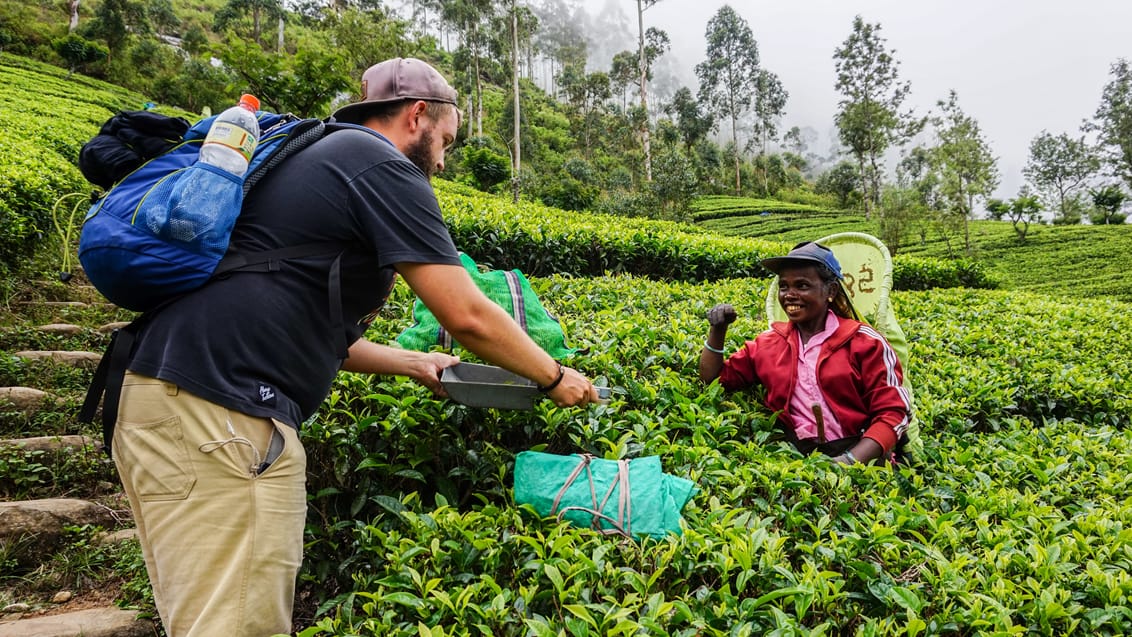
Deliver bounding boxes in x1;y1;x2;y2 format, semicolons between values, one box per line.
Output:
441;363;540;410
440;363;611;410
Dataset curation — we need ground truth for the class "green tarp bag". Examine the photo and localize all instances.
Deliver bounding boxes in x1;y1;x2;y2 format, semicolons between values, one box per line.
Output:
513;451;698;539
397;253;578;359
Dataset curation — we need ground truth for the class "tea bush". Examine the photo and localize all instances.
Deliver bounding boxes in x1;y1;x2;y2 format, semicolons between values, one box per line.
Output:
298;274;1132;635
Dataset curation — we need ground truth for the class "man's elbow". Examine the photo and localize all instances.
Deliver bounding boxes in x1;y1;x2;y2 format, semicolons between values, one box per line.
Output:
437;305;497;343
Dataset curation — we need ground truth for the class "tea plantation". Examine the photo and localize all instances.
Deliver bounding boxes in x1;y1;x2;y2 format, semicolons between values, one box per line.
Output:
3;53;1132;636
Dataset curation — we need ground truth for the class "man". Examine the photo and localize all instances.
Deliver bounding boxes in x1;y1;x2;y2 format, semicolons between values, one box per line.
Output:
112;57;599;637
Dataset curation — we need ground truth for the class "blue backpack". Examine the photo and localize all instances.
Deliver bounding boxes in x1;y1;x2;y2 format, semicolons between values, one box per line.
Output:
78;111;359;312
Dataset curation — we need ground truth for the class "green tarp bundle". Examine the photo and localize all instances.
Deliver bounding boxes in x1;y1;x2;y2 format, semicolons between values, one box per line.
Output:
513;451;698;539
397;252;578;360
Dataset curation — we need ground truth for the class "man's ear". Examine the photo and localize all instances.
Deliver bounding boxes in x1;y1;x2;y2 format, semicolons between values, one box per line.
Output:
405;100;428;132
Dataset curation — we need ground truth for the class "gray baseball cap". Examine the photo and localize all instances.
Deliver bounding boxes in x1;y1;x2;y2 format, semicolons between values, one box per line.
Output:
332;58;458;124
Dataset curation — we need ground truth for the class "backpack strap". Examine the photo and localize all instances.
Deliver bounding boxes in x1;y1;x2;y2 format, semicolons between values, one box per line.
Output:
79;321;141;457
216;243;350;360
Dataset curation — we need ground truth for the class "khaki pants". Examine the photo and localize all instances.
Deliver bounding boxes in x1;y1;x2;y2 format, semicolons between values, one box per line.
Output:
113;372;307;637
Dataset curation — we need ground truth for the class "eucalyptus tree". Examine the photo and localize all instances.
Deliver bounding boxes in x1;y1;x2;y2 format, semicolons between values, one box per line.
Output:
696;4;759;195
1023;131;1099;224
833;16;920;217
1087;58;1132;192
751;68;787;194
633;0;664;181
610;50;637;110
439;0;499;138
930;90;999;253
530;0;587;95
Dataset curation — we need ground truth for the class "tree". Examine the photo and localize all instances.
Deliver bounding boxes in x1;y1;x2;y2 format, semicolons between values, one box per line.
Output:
833;16;920;218
219;37;352;116
986;189;1041;242
214;0;284;47
878;186;926;254
696;4;758;195
634;0;663;182
750;68;787;195
1090;184;1128;225
52;33;107;76
929;90;999;253
664;86;713;149
815;160;861;210
1088;58;1132;191
609;50;637;109
81;0;148;60
1023;131;1099;224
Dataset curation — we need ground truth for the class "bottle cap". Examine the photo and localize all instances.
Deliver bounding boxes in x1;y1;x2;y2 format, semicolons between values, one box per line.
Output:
239;94;260;111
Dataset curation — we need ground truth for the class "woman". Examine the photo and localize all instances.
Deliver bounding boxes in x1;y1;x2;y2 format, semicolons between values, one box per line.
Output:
699;241;911;464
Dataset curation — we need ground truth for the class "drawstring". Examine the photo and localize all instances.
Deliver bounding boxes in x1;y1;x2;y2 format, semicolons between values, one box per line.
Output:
198;418;263;476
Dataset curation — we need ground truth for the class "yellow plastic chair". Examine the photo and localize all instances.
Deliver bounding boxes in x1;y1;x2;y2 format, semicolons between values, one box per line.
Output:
764;232;922;457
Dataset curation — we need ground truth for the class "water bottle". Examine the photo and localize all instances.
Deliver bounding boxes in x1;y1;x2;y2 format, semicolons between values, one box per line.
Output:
199;93;260;176
146;94;261;257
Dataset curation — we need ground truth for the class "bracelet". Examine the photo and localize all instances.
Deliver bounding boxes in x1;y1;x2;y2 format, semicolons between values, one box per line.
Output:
537;363;565;393
843;449;858;464
703;340;726;355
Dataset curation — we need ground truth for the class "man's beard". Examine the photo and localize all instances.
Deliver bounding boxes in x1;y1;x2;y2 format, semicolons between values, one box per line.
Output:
404;127;435;179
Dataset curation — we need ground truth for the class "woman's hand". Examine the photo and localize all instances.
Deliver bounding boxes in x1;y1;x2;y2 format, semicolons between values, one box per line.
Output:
708;303;737;327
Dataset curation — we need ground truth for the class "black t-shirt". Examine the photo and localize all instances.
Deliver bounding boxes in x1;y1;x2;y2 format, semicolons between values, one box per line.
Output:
128;127;462;427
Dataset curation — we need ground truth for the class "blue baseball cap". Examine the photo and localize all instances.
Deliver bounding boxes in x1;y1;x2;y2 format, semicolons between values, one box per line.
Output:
761;241;843;279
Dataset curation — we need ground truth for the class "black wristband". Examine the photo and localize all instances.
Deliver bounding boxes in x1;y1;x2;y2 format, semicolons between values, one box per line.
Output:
537;363;565;393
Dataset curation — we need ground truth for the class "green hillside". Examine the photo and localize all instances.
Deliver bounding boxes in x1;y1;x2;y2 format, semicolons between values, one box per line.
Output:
697;195;1132;301
3;54;1132;636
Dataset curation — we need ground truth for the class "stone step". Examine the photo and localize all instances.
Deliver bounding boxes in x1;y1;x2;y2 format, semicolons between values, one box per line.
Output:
0;499;122;567
0;387;57;412
0;607;154;637
0;435;97;453
33;324;86;336
12;351;102;369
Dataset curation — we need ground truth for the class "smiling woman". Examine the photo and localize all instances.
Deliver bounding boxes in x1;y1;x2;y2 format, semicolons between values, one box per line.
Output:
699;241;912;466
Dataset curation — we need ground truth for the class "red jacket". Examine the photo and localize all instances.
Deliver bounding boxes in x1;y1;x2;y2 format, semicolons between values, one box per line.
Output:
719;317;910;453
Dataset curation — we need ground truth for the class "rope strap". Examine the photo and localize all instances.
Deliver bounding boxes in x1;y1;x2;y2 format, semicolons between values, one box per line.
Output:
549;454;633;538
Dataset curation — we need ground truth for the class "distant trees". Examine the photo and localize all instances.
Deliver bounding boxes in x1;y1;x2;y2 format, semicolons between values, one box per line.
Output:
928;90;999;253
52;33;107;76
987;189;1041;242
833;16;920;218
1090;184;1127;225
751;68;787;195
1088;58;1132;193
696;5;759;195
1023;131;1099;224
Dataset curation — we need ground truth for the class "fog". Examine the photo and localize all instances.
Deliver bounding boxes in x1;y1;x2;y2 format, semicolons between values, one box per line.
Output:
577;0;1132;199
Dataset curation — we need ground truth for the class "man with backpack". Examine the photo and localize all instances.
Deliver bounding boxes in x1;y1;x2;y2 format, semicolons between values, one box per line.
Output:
109;57;600;637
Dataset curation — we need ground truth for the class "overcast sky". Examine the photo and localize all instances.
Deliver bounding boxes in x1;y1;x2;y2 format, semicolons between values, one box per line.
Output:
581;0;1132;199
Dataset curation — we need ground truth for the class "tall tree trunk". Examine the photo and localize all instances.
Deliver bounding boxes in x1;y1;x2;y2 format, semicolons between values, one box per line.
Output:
636;0;652;182
511;2;521;203
732;113;741;195
277;15;284;52
858;154;871;219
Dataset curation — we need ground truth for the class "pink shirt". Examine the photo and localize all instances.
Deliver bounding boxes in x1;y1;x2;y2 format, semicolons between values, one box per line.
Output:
788;311;844;442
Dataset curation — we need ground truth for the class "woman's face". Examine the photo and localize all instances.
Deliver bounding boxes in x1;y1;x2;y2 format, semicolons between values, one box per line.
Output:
777;265;833;326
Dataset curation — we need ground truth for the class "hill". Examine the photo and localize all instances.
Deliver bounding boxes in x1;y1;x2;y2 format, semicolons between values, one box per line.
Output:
3;53;1132;636
695;195;1132;302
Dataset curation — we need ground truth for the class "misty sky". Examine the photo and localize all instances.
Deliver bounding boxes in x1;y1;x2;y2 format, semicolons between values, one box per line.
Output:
581;0;1132;200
